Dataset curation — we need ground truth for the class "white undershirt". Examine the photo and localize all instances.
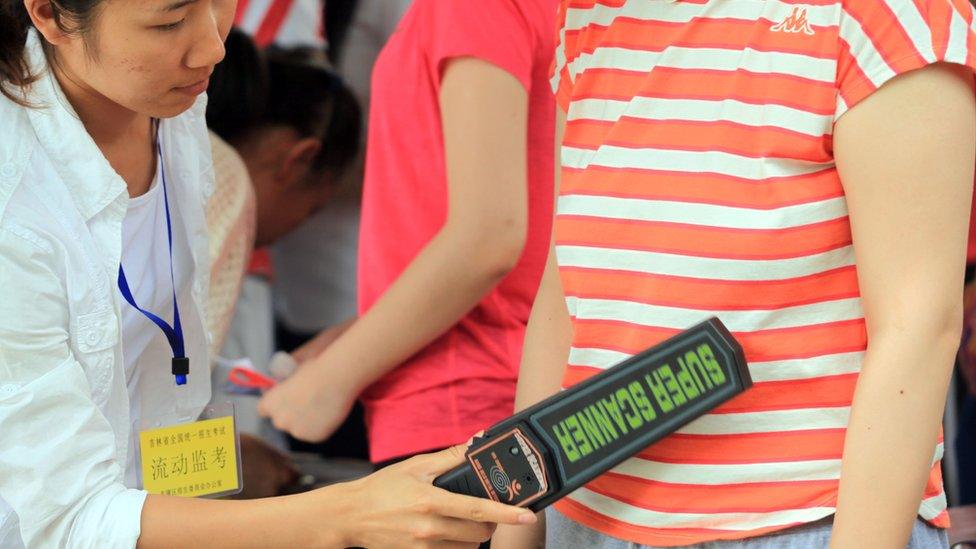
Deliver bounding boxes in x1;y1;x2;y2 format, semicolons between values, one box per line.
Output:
119;163;194;484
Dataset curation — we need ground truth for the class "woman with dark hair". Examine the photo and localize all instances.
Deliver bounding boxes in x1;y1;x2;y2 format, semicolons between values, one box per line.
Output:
208;29;363;248
0;2;534;547
203;29;365;463
244;46;362;245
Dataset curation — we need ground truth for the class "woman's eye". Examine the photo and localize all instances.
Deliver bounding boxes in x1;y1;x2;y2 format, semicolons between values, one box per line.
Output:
155;18;186;31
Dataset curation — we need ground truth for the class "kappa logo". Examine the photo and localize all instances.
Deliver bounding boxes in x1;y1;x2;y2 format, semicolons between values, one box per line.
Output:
771;6;815;35
508;479;523;501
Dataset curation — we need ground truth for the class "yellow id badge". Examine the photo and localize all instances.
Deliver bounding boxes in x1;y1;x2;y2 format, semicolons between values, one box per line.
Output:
139;402;243;498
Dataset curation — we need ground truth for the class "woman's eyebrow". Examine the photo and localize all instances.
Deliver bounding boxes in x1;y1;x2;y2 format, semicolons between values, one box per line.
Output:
159;0;198;13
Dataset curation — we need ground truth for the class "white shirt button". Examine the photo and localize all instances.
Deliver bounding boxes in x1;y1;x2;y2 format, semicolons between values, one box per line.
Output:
0;163;17;180
0;384;18;394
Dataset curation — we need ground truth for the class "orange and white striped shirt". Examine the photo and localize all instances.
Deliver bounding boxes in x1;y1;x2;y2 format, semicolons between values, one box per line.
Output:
550;0;976;545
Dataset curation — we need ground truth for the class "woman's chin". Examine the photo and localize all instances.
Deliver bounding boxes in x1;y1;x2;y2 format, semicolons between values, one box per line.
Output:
148;95;200;120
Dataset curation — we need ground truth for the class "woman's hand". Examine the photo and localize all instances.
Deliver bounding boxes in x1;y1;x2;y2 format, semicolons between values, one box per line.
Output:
316;444;537;548
257;317;360;444
257;358;360;443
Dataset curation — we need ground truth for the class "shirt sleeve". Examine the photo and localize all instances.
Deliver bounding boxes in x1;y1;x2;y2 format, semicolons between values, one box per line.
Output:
0;226;146;548
420;0;537;91
835;0;976;121
550;0;573;113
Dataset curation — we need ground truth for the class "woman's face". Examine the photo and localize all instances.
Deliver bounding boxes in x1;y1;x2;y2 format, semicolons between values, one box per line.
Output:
49;0;236;118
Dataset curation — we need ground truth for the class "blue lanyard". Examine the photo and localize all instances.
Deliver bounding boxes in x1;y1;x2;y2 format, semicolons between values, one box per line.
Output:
117;130;189;386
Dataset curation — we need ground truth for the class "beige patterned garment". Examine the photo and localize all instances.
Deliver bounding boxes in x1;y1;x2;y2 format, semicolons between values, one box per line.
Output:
205;131;257;360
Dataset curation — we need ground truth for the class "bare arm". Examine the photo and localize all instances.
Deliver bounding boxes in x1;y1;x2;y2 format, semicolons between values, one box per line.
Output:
830;63;975;547
322;55;530;385
511;109;572;413
139;494;333;548
259;57;532;441
140;445;536;548
491;109;572;549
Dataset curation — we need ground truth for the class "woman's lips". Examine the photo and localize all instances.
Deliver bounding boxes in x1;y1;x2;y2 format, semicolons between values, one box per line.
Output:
174;78;209;96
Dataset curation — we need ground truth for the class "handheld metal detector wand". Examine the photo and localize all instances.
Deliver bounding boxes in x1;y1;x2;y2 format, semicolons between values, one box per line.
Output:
433;317;752;512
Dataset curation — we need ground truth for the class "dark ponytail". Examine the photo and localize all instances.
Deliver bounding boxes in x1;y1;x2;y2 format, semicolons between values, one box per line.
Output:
0;1;35;105
206;28;270;144
263;48;363;183
0;0;103;106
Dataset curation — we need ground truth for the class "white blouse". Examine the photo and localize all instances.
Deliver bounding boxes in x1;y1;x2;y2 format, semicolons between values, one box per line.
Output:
0;32;214;548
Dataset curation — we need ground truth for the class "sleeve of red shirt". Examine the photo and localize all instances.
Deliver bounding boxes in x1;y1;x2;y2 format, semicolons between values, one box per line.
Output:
421;0;536;90
835;0;976;122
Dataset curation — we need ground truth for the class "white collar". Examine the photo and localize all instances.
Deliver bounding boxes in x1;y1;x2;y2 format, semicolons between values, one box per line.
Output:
22;29;130;221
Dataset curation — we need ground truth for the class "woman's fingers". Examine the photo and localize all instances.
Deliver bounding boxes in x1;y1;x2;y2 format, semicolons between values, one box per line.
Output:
429;542;483;549
406;444;468;479
411;517;494;544
400;446;536;527
431;490;536;526
410;436;484;478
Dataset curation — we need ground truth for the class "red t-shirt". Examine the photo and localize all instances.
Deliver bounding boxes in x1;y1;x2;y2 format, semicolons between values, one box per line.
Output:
357;0;557;462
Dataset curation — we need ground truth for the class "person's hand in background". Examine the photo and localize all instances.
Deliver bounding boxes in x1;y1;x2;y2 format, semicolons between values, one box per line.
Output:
258;334;372;442
260;317;355;384
257;318;357;442
232;434;301;499
257;351;364;443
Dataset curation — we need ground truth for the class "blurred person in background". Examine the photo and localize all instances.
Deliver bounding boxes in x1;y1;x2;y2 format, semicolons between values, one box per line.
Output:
269;0;414;460
203;28;360;492
259;0;560;473
206;28;361;376
271;0;413;350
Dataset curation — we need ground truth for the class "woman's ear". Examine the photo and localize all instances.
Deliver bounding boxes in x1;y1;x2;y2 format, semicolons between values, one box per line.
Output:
275;137;322;188
24;0;71;46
